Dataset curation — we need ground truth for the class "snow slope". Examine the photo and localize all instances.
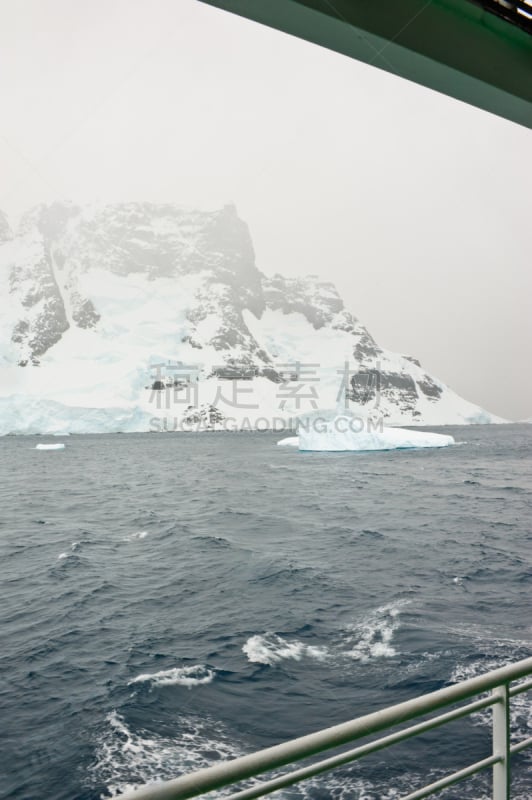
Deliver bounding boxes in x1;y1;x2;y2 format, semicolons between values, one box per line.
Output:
0;201;504;434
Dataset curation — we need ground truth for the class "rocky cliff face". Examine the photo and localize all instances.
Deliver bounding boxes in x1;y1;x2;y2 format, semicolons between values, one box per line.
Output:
0;202;502;428
4;202;265;368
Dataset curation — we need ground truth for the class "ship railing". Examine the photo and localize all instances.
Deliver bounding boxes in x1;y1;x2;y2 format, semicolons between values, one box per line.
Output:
118;655;532;800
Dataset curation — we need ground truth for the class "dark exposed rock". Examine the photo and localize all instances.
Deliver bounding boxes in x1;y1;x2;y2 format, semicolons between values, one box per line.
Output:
210;364;257;380
417;375;443;400
9;244;69;359
379;372;419;415
348;369;419;415
182;403;225;426
349;367;381;405
383;372;418;394
11;319;29;343
262;274;344;329
71;295;100;329
260;367;283;383
27;296;69;356
181;335;203;350
353;331;380;360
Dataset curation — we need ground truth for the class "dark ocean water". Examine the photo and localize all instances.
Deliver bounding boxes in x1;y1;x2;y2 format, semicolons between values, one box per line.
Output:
1;425;531;800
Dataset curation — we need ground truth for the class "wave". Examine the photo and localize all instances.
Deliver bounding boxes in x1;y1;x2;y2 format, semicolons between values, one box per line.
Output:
55;540;84;564
343;600;409;662
360;529;385;539
450;655;532;743
129;664;215;688
243;633;328;665
88;711;531;800
123;530;149;541
269;765;531;800
88;711;240;798
191;534;232;548
244;601;409;667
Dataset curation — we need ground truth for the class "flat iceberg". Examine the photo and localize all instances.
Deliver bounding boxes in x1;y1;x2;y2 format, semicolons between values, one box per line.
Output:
35;443;65;450
278;410;454;451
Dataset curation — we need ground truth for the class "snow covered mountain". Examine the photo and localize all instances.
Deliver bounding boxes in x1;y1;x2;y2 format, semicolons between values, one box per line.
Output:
0;210;12;243
0;201;503;434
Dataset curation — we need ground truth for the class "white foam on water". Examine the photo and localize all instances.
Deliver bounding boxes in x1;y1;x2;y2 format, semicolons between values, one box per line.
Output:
129;664;215;689
442;622;532;751
243;633;328;665
57;541;82;561
296;767;530;800
344;600;409;662
123;530;149;542
450;657;532;744
35;442;65;450
244;602;409;667
88;704;530;800
281;771;404;800
88;711;240;798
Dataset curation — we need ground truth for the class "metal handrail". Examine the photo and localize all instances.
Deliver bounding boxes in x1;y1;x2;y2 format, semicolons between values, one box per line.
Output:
117;656;532;800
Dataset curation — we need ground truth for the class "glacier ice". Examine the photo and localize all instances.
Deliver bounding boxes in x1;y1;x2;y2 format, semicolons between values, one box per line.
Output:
0;395;153;436
0;201;506;434
278;410;454;451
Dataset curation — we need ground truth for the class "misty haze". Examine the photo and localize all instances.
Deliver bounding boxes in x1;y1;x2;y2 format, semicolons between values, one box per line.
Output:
1;2;531;800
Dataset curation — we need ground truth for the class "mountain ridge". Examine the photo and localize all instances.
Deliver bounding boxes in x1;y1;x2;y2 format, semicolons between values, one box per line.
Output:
0;201;504;434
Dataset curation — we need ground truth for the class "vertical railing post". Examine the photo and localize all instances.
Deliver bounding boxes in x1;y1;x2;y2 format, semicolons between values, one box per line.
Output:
492;683;511;800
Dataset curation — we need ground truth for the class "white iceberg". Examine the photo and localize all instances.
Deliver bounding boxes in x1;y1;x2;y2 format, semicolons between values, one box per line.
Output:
35;443;65;450
278;410;454;451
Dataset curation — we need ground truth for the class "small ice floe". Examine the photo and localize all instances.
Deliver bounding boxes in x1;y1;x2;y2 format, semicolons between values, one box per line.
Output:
129;664;215;688
35;443;65;450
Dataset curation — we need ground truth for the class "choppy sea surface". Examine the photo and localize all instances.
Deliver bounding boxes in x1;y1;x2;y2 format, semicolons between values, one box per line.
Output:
1;425;531;800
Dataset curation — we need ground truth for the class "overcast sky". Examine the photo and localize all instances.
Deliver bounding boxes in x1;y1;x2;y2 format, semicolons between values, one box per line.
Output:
1;0;530;420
